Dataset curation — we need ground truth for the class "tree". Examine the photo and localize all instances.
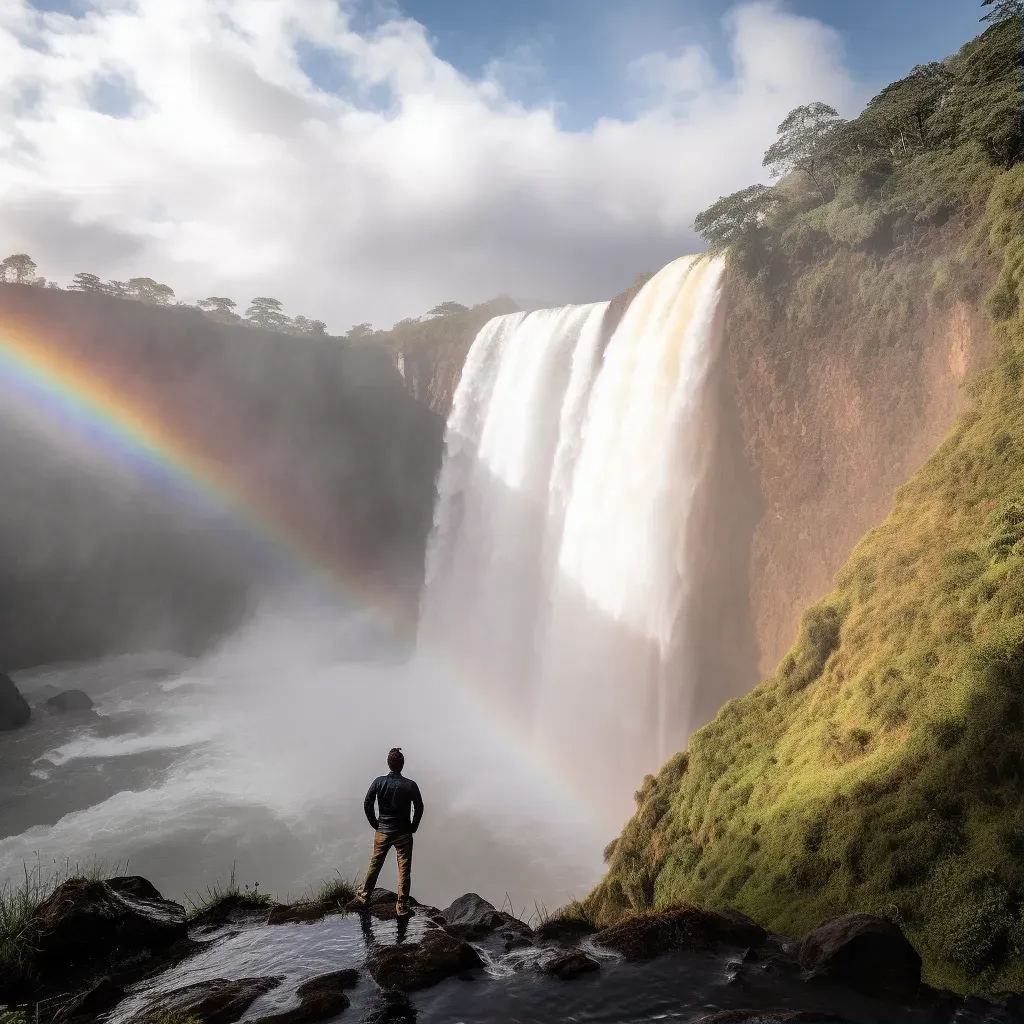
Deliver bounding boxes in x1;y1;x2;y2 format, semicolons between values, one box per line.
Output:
291;315;327;335
1;253;37;284
197;296;241;323
763;102;847;202
862;63;953;157
693;184;781;252
127;277;174;304
70;272;104;292
344;322;375;340
245;296;291;331
981;0;1023;21
104;280;130;298
425;301;468;317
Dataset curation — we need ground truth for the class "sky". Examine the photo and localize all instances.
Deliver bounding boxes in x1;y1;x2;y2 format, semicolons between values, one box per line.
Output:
0;0;987;333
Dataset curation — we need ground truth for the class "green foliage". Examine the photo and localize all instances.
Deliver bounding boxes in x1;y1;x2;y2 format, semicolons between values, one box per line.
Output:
0;254;37;285
184;864;271;922
312;873;358;907
694;18;1022;291
763;103;846;201
426;301;469;317
596;14;1024;996
0;857;126;988
981;0;1024;23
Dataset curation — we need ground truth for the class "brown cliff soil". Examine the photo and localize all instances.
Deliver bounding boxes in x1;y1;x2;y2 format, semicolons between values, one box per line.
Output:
725;225;995;674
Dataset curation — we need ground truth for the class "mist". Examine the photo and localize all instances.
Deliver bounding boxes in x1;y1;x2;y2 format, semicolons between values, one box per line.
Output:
0;591;605;913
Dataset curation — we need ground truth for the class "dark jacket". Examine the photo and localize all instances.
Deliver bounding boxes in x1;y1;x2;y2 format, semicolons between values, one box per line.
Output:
364;771;424;835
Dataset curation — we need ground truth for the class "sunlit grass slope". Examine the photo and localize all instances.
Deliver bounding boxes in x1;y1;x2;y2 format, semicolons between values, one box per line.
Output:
586;26;1024;994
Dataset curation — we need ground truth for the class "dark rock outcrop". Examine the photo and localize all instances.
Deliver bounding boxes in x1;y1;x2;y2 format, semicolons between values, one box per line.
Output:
541;950;601;980
366;925;482;991
0;671;30;729
105;876;164;901
594;904;767;961
441;893;533;947
52;977;126;1023
796;914;922;997
251;970;358;1024
128;977;283;1024
22;876;188;975
45;688;94;712
534;916;599;943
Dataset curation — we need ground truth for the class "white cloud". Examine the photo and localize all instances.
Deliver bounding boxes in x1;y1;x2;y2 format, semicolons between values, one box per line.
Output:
0;0;857;332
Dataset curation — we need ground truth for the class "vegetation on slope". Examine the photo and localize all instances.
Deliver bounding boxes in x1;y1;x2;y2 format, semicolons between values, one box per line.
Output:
587;12;1024;994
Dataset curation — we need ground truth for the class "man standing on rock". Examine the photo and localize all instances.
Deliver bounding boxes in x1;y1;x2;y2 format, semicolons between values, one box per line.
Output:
354;747;424;916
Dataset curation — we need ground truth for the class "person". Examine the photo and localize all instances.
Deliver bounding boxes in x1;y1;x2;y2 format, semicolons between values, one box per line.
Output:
353;747;424;916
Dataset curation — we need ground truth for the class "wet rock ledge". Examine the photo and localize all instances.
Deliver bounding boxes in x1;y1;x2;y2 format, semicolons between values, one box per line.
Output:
2;875;1023;1024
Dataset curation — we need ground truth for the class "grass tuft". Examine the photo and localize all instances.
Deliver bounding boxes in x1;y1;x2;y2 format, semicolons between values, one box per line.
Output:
184;864;272;924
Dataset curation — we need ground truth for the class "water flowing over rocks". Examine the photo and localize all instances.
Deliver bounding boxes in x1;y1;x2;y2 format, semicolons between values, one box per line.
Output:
8;878;1024;1023
125;977;283;1024
249;970;359;1024
0;671;30;729
366;925;483;992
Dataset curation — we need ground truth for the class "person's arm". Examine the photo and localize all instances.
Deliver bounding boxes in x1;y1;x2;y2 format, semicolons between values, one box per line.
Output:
364;779;380;830
410;782;424;833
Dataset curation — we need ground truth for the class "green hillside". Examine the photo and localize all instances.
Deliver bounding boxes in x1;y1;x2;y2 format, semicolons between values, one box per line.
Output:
586;15;1024;994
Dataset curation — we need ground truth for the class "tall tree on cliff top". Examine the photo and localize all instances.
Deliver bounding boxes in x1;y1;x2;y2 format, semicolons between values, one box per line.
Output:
127;278;174;304
198;296;242;324
245;296;291;331
290;315;328;335
70;272;104;292
763;102;847;202
693;184;781;256
1;253;37;284
426;301;469;317
345;322;375;340
862;63;954;157
981;0;1023;21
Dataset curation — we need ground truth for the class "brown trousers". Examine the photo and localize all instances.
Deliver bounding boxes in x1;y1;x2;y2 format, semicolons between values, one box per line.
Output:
361;830;413;900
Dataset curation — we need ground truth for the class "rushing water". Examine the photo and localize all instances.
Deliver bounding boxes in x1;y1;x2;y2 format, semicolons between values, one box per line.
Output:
420;255;727;823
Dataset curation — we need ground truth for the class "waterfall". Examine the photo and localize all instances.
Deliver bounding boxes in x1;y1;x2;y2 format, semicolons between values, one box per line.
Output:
419;254;727;823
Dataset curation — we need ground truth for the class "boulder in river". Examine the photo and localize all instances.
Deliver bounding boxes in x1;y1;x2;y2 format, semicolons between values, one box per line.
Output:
367;925;482;991
251;970;359;1024
45;688;94;712
541;950;601;980
22;876;188;976
594;903;767;961
441;892;533;946
128;977;283;1024
0;671;30;729
796;913;922;997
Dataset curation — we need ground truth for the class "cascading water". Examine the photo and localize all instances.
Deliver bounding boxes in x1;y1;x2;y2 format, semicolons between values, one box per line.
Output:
419;254;727;824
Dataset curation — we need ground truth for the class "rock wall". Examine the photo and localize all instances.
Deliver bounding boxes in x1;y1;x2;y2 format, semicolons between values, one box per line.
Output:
0;284;443;669
729;293;992;677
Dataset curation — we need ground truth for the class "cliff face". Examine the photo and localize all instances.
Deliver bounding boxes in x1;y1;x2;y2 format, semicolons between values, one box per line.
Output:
728;276;993;678
0;284;443;669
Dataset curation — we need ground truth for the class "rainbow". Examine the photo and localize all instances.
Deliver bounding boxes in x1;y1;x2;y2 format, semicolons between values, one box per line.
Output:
0;316;608;837
0;319;405;621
